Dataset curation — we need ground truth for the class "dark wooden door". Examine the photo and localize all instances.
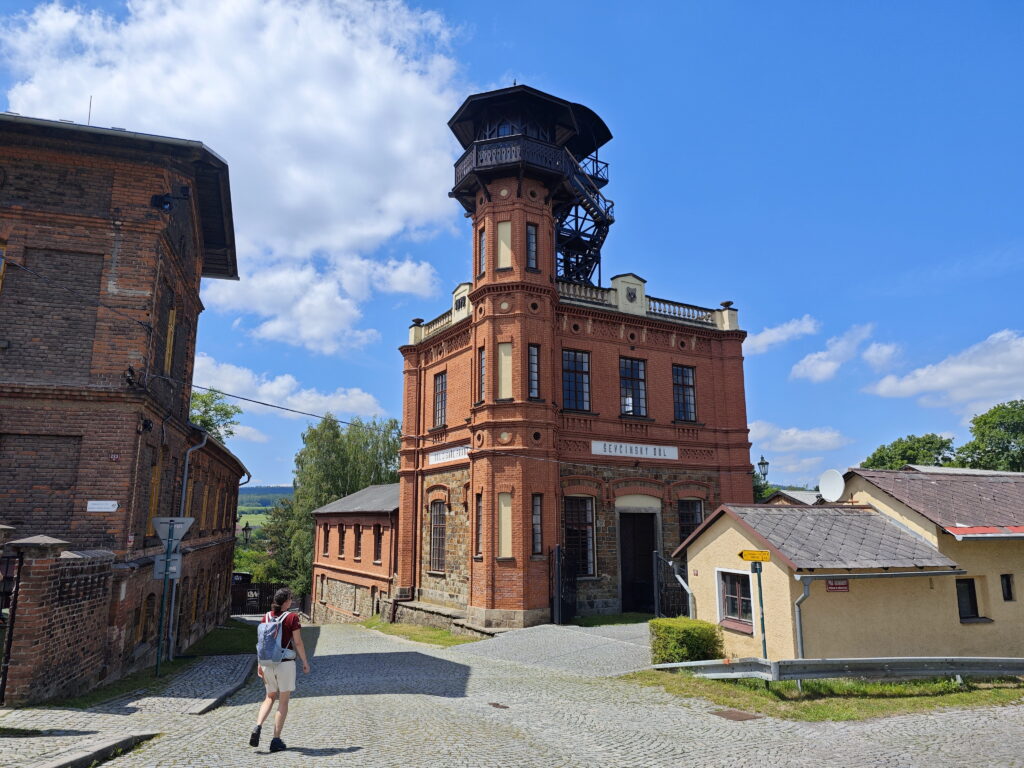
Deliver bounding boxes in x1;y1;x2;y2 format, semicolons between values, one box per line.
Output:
620;514;656;613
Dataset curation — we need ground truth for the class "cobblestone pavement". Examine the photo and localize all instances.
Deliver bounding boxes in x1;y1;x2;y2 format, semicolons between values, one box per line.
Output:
1;625;1022;768
0;654;251;767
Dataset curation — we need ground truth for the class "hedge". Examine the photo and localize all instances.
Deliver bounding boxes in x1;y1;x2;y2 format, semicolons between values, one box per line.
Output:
649;616;724;665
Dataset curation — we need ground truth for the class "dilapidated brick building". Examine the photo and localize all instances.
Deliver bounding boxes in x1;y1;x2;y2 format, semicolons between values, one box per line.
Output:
0;114;247;703
393;86;753;631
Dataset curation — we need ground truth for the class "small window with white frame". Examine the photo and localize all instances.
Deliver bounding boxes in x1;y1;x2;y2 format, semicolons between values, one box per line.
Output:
717;569;753;628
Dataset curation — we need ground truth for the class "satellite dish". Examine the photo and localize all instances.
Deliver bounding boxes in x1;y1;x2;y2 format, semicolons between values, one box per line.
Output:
818;469;845;503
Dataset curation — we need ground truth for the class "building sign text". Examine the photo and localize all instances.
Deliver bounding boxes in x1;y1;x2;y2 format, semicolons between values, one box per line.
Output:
590;441;679;460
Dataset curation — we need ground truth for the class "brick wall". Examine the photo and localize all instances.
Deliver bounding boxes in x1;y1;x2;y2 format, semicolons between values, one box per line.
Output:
2;545;114;706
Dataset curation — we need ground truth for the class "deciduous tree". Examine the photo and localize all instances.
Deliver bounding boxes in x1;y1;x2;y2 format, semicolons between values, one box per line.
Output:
189;388;243;442
861;434;955;470
955;400;1024;472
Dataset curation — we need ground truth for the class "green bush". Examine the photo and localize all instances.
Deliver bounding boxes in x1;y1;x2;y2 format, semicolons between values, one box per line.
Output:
649;616;724;665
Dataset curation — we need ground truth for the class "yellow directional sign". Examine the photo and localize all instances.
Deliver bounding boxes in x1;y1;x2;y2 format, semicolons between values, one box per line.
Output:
739;549;770;562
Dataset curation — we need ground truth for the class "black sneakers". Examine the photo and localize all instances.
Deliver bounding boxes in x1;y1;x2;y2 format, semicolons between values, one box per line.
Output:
269;737;287;753
249;725;261;747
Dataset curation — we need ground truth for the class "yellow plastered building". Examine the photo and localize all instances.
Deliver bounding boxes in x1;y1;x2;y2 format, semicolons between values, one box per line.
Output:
675;466;1024;660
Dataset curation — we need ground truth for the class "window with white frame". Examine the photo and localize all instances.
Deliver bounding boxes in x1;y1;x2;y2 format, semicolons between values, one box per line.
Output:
718;570;753;624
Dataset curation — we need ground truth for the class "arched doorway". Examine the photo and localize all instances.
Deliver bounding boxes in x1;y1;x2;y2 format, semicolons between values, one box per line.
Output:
615;494;660;613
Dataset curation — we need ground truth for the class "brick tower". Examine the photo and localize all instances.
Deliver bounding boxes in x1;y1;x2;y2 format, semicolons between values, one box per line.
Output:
395;86;752;630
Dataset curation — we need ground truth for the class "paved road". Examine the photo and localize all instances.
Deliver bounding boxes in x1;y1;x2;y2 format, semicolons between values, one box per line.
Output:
3;624;1023;768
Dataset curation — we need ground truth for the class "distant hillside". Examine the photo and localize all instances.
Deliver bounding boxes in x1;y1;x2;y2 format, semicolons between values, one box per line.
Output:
238;485;293;510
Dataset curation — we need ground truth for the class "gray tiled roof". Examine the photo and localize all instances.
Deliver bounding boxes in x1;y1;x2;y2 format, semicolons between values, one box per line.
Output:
850;468;1024;530
727;505;956;570
765;489;821;505
311;483;400;515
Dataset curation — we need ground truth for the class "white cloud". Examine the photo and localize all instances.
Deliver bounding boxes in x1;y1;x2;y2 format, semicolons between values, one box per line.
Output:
744;315;820;355
231;425;270;443
1;0;458;354
790;324;874;382
772;455;825;475
749;420;851;453
193;353;384;419
866;330;1024;419
862;341;901;372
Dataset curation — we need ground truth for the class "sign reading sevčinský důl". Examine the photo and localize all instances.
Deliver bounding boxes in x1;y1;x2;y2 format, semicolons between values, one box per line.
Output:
590;441;679;460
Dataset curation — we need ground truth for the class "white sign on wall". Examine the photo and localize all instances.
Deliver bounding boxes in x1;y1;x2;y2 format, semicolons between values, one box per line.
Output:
590;441;679;460
86;500;119;512
427;445;470;465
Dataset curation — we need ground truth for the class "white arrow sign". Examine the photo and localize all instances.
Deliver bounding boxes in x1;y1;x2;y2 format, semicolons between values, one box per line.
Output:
152;517;194;548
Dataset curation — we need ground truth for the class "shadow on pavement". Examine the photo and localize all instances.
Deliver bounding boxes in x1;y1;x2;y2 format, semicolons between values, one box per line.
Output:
286;746;362;756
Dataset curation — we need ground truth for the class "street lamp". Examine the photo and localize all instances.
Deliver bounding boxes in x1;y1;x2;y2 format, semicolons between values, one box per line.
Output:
757;455;769;481
241;521;252;545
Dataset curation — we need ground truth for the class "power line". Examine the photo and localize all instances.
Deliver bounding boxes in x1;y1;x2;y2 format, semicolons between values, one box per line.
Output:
154;374;680;473
0;256;152;331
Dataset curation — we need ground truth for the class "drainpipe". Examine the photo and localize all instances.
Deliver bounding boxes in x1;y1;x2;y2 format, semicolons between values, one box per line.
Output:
167;429;209;662
793;578;812;692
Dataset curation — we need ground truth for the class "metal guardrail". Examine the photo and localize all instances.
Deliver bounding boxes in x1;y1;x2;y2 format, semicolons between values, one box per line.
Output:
654;656;1024;681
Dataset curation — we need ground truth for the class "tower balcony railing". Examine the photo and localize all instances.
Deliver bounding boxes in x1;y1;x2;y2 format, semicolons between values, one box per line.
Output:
454;135;571;186
557;280;721;328
578;154;609;183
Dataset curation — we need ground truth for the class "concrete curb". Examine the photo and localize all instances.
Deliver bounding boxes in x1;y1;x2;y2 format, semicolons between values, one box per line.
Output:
31;731;159;768
185;655;255;715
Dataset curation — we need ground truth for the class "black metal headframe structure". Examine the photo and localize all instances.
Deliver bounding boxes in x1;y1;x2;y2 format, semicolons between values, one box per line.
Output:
448;85;614;286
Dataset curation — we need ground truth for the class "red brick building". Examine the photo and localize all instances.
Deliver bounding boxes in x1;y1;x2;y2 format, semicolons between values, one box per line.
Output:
0;114;248;698
394;86;752;630
310;484;397;623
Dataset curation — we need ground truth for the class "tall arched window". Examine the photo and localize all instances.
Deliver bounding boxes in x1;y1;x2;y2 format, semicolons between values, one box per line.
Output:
429;501;446;572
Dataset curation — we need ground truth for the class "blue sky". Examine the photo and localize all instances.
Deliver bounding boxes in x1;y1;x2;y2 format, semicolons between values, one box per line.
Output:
2;1;1022;486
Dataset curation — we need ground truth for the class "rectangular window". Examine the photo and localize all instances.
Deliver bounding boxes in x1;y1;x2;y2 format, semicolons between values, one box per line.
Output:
497;220;512;268
478;346;486;402
673;365;697;421
163;306;176;374
956;578;979;620
373;524;383;563
322;525;330;557
619;358;647;416
719;571;753;623
528;344;540;399
338;524;345;558
1000;573;1015;602
147;446;164;536
564;496;595;577
531;494;543;555
562;350;591;411
478;228;486;275
354;524;362;560
526;223;538;269
497;342;512;399
475;493;483;557
429;501;446;571
678;499;704;541
497;492;512;558
433;371;447;428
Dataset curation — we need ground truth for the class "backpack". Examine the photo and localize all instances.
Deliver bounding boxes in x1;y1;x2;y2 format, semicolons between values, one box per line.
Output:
256;611;291;662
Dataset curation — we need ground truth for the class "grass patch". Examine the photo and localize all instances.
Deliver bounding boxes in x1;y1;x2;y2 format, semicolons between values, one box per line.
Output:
187;618;257;655
571;612;654;627
626;669;1024;721
236;512;269;529
50;657;198;709
361;615;480;647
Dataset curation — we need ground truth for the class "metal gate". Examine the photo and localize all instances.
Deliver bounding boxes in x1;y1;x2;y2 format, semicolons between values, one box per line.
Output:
653;552;690;618
0;553;23;706
230;582;287;615
550;545;577;624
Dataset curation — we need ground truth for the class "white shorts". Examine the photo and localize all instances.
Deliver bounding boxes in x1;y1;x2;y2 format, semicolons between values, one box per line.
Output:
259;660;296;693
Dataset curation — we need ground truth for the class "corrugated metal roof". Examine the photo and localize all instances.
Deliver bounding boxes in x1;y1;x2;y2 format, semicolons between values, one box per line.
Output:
850;468;1024;533
727;505;956;570
311;483;400;515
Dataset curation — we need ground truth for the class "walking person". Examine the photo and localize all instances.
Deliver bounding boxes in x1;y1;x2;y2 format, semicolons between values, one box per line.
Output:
250;588;310;753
